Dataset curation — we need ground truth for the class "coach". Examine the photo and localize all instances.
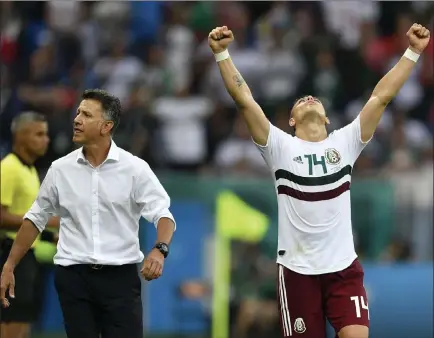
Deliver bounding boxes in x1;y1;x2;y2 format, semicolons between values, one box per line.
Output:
0;89;176;338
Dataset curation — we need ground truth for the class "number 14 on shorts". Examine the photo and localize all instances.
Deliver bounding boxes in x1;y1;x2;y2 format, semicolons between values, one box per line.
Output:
350;295;370;320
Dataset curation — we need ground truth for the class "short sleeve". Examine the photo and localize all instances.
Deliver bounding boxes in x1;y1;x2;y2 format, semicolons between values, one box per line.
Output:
0;160;18;207
334;115;371;163
134;160;176;229
252;122;290;169
24;166;59;232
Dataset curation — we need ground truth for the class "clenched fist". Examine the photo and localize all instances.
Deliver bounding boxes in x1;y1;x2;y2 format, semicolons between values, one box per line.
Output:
141;248;164;281
208;26;234;54
407;23;430;54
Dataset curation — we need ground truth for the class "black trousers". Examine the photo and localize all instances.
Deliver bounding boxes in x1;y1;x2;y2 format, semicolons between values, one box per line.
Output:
54;264;143;338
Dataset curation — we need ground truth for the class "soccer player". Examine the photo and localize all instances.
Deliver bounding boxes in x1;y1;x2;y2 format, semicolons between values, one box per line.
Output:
0;112;59;338
208;23;430;338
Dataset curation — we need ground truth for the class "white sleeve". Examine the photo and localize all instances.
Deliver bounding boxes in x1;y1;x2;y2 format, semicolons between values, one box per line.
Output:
335;115;371;163
252;122;290;169
24;166;59;232
134;161;176;229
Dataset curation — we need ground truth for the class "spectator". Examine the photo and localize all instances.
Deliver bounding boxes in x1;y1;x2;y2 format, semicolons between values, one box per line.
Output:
164;3;196;94
152;91;214;171
113;84;158;167
259;4;306;104
214;115;268;177
92;35;143;104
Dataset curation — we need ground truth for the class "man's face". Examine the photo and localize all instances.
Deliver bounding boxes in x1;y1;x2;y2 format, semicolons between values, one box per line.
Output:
289;96;328;128
73;99;112;145
21;121;50;157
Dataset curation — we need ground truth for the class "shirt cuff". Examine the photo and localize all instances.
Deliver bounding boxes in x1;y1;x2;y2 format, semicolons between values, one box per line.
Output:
154;212;176;231
23;211;48;233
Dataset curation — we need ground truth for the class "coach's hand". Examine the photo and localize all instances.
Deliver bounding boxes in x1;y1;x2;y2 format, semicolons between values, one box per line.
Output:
407;23;430;54
208;26;234;53
0;263;15;308
141;249;164;281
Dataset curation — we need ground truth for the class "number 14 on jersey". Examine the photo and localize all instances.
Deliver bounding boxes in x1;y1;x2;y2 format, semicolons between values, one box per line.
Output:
350;295;370;320
304;154;327;175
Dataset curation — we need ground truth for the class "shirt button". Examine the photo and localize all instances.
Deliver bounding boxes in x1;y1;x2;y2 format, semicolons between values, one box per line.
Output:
92;211;97;216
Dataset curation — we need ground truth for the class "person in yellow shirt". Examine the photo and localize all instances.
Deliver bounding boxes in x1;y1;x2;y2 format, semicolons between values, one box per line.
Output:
0;112;59;338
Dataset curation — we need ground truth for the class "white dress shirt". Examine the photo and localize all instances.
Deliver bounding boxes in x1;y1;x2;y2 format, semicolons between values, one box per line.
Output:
24;142;175;266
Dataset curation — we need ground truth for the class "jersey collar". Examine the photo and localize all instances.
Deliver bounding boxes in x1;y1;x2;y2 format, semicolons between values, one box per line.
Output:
12;152;33;168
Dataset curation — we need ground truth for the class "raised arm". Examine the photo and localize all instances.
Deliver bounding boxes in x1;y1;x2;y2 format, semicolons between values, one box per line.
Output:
208;26;270;146
359;23;430;142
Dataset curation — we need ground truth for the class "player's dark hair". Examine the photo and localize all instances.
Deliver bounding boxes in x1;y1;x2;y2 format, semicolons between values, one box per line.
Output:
290;96;303;133
82;89;121;134
290;95;323;133
292;95;309;109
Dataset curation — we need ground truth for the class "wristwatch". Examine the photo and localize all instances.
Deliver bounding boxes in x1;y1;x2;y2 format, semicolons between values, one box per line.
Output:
154;242;169;258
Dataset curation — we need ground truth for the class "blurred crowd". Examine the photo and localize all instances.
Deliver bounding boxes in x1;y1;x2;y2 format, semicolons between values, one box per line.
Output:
1;2;433;337
2;1;432;172
3;0;432;251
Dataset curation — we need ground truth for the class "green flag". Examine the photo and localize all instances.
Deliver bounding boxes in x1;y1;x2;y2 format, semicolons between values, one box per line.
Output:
212;191;270;338
216;191;269;241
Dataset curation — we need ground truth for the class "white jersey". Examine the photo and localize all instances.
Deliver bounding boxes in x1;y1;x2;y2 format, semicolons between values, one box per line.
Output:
255;116;369;275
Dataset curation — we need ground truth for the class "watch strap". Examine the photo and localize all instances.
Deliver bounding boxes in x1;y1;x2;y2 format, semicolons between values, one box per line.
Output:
154;242;169;258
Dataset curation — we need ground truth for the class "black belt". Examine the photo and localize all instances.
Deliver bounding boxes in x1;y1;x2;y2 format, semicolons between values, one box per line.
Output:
90;264;103;270
61;263;136;271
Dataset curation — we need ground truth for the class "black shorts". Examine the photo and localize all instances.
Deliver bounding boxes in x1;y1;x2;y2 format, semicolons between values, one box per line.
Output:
0;238;39;323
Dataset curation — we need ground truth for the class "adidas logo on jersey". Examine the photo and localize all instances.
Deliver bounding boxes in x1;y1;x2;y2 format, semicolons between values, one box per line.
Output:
293;156;303;164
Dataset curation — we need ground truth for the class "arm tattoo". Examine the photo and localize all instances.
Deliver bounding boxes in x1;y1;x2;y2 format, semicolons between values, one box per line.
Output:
233;73;245;87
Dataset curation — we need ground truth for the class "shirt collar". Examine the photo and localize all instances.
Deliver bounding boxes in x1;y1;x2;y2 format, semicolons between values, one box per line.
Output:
76;140;120;164
12;152;33;168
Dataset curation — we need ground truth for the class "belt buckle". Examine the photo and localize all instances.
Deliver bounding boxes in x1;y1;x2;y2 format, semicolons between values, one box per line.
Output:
91;264;103;270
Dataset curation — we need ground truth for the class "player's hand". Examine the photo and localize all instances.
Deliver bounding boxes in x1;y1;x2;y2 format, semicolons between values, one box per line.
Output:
208;26;234;54
0;263;15;308
407;23;430;54
141;248;164;281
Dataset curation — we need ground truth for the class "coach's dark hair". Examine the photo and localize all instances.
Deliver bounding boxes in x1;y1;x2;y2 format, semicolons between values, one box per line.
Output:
11;111;47;134
82;89;121;134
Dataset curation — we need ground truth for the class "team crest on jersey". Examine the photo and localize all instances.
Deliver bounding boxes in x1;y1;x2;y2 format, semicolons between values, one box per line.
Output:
325;148;341;165
294;317;306;333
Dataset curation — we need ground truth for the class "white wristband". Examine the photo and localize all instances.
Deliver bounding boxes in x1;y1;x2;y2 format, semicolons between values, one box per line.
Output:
214;49;230;62
403;48;420;63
